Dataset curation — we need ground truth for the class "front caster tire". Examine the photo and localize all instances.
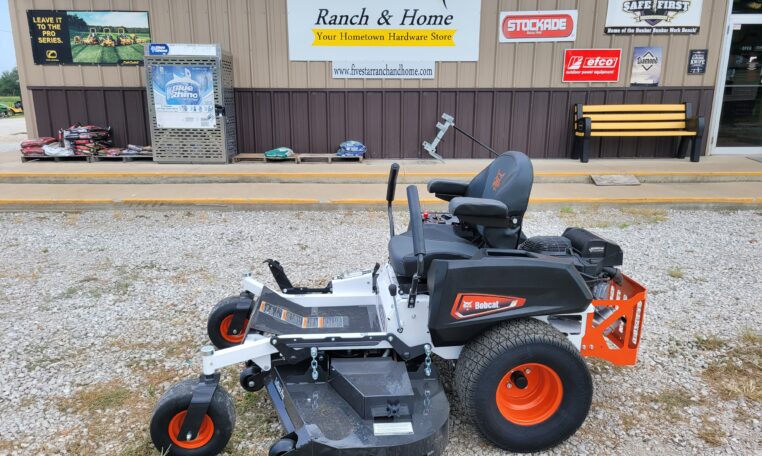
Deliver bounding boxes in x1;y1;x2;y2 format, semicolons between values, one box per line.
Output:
207;295;253;349
455;319;593;453
150;379;235;456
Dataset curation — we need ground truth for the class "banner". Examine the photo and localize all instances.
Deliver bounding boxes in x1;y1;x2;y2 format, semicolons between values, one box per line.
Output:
27;10;151;65
630;46;662;86
604;1;702;34
499;10;578;43
563;49;622;83
151;66;216;129
286;0;481;61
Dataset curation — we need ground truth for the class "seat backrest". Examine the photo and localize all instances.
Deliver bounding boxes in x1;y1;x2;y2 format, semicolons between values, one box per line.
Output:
465;151;533;216
463;151;533;248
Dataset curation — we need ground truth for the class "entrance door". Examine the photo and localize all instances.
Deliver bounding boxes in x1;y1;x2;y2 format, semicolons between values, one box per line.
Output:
713;8;762;154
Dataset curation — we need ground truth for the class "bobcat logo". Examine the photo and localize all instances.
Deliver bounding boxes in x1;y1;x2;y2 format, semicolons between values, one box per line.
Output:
491;169;506;192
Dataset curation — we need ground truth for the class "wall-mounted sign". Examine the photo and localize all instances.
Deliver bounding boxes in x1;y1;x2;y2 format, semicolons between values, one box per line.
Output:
286;0;481;61
499;10;578;42
688;49;708;74
151;66;216;129
332;61;435;79
563;49;622;83
630;46;662;86
604;1;702;34
27;10;151;65
147;43;218;57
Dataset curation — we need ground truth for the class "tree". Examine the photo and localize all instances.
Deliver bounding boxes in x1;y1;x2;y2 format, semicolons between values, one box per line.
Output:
0;68;20;97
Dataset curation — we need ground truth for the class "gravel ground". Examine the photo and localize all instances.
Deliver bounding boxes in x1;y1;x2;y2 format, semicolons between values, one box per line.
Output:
0;207;760;455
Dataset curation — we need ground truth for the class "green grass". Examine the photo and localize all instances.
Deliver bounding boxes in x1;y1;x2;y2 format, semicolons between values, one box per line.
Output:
0;96;20;105
116;44;145;61
71;43;146;64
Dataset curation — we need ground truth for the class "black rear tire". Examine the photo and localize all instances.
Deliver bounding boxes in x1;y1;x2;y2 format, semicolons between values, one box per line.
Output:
150;379;235;456
454;319;592;453
207;295;253;349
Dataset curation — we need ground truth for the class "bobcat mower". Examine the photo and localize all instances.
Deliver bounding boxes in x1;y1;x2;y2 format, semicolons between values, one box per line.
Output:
148;151;647;455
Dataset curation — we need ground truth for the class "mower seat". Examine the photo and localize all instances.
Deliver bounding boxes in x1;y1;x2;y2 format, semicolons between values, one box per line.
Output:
389;151;533;278
389;224;479;277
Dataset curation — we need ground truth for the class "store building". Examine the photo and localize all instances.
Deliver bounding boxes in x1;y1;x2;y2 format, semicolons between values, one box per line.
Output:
7;0;760;160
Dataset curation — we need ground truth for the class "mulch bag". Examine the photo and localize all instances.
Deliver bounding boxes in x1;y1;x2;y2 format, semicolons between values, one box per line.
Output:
336;140;366;157
21;146;45;155
43;144;74;157
264;147;295;160
21;137;57;148
59;123;112;155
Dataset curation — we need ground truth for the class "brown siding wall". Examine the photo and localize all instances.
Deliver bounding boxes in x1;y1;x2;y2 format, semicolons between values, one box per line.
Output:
29;87;151;148
234;87;715;159
29;86;713;159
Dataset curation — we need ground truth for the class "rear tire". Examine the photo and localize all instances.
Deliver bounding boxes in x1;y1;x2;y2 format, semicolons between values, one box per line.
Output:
207;295;253;349
150;379;235;456
454;319;592;453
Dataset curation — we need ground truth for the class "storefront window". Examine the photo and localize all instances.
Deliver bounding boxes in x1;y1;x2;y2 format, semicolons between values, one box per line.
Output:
734;1;762;14
717;24;762;147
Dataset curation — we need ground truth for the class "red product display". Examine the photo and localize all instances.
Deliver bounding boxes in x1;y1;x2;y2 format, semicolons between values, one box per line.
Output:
562;49;621;83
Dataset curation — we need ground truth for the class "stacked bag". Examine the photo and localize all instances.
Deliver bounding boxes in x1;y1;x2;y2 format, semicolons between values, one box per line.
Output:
20;137;58;156
59;124;113;156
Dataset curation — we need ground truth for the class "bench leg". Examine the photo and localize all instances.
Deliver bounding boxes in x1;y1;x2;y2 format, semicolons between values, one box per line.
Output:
677;137;689;159
580;137;590;163
690;136;702;163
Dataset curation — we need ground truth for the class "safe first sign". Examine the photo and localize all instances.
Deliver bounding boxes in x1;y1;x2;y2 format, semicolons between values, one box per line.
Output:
499;10;578;42
562;49;622;82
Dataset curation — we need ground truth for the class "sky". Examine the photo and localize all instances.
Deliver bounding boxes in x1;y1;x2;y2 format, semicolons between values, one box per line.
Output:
0;0;17;73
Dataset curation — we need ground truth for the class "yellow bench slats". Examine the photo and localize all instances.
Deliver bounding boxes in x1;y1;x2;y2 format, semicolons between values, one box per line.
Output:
584;113;686;121
581;104;686;113
575;131;696;137
590;121;687;130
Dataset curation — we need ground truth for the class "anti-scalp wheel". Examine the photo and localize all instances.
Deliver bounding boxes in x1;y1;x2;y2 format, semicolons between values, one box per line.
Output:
454;319;592;453
207;295;252;349
150;379;235;456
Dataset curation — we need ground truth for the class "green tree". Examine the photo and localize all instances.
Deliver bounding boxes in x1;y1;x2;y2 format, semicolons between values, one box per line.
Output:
0;68;20;97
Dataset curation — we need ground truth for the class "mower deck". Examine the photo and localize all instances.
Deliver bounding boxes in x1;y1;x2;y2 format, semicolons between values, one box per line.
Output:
267;362;449;455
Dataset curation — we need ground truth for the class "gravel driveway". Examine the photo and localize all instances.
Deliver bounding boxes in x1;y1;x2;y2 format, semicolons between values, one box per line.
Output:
0;208;760;455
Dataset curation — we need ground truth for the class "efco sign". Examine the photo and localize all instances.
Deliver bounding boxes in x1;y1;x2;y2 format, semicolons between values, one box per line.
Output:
499;10;577;42
563;49;622;82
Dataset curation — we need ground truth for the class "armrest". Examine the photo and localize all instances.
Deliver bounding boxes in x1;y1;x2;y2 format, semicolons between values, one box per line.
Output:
427;179;469;201
449;197;508;218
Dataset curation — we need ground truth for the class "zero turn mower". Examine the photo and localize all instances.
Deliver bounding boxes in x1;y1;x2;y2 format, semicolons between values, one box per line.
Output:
149;151;647;455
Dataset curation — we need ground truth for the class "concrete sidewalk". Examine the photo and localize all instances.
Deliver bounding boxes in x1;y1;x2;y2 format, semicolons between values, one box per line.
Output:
1;181;760;211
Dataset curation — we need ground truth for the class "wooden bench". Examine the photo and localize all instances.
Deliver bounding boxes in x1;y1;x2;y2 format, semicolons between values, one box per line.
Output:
572;103;705;163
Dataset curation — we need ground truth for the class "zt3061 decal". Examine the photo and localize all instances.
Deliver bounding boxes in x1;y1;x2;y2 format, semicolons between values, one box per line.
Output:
451;293;527;319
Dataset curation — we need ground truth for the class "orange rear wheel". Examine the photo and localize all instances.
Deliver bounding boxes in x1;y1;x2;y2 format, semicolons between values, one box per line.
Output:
495;363;563;426
167;411;215;450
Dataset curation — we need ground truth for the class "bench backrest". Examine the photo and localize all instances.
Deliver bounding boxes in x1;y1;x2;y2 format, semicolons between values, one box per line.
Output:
573;103;693;132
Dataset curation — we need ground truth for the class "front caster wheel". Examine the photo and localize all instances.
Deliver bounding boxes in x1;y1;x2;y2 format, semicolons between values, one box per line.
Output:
240;365;265;392
207;295;253;349
150;379;235;456
455;319;593;453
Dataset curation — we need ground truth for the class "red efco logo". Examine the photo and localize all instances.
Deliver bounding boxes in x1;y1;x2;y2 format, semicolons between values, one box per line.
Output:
501;13;575;40
563;49;621;83
450;293;527;320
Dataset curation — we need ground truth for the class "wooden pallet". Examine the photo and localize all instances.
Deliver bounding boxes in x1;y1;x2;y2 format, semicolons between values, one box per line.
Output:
21;154;90;163
233;153;301;163
90;154;154;162
298;154;363;163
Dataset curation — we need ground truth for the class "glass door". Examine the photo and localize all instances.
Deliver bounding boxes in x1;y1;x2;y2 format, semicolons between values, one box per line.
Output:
713;6;762;154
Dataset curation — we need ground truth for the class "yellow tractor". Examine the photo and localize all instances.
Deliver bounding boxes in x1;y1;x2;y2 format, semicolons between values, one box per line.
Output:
9;101;23;115
101;35;116;47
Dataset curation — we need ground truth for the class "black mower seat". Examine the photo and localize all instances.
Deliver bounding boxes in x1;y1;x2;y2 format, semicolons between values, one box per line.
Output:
389;224;479;277
389;151;533;278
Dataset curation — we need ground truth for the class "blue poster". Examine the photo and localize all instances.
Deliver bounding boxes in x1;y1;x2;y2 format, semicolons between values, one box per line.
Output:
152;65;216;129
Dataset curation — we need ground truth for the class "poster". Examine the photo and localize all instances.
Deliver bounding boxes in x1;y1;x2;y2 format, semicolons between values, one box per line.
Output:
563;49;622;83
27;10;151;65
151;66;216;129
630;46;662;86
604;0;703;34
286;0;481;61
688;49;707;74
499;10;578;43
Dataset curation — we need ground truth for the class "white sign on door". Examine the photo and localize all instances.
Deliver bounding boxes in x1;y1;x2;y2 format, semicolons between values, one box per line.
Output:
605;0;703;34
287;0;482;61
